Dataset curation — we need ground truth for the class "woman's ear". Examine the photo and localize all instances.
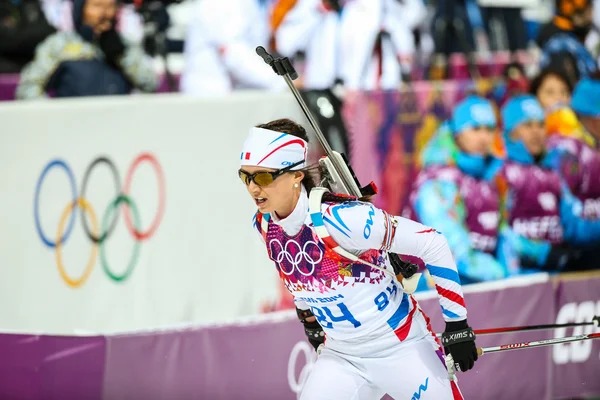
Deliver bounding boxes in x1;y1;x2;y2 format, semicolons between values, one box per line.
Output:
294;170;305;183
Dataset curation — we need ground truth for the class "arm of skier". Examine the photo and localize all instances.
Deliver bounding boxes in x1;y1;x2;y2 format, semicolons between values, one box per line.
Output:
322;200;467;322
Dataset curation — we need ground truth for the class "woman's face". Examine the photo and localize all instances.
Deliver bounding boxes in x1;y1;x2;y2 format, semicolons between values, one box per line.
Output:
511;120;547;156
455;126;496;156
536;74;571;110
239;165;303;215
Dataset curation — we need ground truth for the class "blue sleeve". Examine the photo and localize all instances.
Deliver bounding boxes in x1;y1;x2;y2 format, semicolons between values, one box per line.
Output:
414;180;507;282
495;224;521;275
560;183;600;245
497;224;551;268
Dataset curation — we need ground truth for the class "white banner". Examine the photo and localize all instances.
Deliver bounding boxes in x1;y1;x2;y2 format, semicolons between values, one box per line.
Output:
0;92;310;335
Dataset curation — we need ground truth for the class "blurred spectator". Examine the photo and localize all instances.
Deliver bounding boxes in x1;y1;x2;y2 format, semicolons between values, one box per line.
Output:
537;0;598;86
275;0;426;90
530;67;573;110
585;0;600;58
412;0;436;69
180;0;286;96
430;0;478;79
274;0;342;90
269;0;297;51
15;0;158;99
493;61;530;108
41;0;143;42
404;96;515;286
499;95;600;272
546;77;600;221
571;75;600;138
161;0;194;54
481;4;528;53
41;0;191;55
0;0;56;73
538;0;595;45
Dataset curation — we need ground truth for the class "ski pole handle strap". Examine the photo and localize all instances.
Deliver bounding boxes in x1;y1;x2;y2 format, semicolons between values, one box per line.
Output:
442;327;476;346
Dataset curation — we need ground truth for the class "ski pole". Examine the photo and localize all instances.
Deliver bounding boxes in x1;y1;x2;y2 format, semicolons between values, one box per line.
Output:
445;331;600;379
476;331;600;356
437;316;600;337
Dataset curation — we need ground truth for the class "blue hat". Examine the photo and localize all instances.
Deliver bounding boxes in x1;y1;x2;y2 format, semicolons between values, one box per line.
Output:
501;95;545;134
571;78;600;118
451;96;497;136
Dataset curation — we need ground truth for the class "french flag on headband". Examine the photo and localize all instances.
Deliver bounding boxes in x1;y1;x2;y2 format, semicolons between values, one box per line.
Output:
239;127;307;170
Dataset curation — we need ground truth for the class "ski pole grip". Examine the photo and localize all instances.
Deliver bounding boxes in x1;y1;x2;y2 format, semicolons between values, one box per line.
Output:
256;46;273;65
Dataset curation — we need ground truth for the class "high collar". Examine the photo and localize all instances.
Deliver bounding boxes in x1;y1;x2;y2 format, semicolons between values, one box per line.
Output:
270;185;309;236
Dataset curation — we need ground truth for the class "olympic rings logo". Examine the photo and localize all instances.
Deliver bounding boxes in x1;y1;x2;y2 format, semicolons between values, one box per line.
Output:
34;153;165;288
269;239;323;276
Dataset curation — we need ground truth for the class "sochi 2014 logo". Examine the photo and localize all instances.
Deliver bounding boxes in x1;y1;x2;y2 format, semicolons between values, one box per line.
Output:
34;153;165;288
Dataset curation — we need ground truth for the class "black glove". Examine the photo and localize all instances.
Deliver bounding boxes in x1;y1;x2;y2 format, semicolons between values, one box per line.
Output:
389;253;418;279
442;320;478;372
98;28;125;68
297;308;325;352
304;320;325;351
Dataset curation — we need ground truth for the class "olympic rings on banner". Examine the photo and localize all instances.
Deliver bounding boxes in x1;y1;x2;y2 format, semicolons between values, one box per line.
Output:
34;153;165;287
123;153;166;241
269;239;323;276
34;160;77;247
80;157;121;244
101;195;142;282
56;198;98;288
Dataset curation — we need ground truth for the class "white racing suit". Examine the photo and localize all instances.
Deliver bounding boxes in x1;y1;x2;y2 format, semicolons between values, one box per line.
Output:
253;186;465;399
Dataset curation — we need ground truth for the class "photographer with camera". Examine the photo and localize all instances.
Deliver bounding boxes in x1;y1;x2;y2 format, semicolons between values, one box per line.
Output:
16;0;158;99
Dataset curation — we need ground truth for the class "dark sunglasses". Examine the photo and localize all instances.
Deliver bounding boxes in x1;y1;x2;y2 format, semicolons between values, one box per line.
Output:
238;160;304;187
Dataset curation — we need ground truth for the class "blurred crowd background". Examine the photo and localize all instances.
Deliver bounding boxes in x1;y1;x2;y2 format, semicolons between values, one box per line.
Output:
2;0;600;293
1;0;599;97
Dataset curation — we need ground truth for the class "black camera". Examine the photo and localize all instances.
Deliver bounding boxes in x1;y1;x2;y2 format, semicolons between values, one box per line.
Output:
120;0;183;91
120;0;183;56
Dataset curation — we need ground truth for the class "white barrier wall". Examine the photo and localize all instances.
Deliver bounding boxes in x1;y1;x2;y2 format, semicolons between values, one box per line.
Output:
0;92;310;335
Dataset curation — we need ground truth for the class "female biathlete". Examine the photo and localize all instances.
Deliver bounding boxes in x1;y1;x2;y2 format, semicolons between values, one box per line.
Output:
238;118;478;399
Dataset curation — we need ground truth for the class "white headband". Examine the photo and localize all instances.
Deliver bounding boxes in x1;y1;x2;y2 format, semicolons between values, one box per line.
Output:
240;127;307;170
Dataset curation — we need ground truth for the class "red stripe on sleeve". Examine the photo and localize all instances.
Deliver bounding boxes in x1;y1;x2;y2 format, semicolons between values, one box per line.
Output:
435;285;466;308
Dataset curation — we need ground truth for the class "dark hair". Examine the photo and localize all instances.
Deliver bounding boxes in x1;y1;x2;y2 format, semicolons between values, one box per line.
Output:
502;61;526;80
256;118;371;203
530;67;575;97
256;118;318;192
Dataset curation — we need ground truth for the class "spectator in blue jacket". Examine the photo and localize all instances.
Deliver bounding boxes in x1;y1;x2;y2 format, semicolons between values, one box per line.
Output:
404;96;517;286
16;0;158;99
500;95;600;272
